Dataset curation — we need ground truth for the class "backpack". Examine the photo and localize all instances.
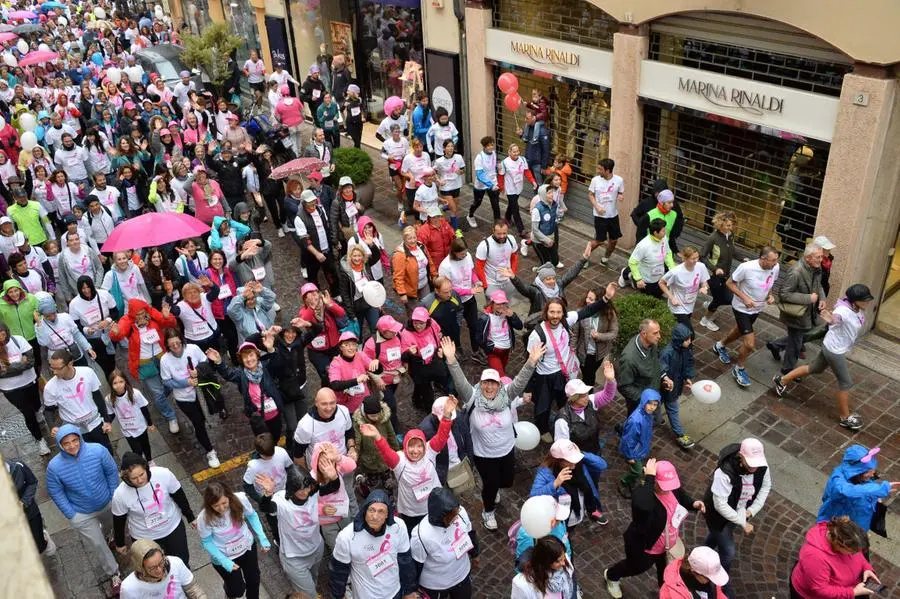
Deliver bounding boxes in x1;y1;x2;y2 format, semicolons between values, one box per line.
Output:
480;236;514;259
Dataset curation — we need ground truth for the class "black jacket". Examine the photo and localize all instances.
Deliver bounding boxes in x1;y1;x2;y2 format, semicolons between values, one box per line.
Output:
214;358;285;418
115;171;150;213
207;154;250;199
264;326;323;402
624;474;698;550
300;76;326;117
418;412;474;486
6;458;40;518
704;443;768;531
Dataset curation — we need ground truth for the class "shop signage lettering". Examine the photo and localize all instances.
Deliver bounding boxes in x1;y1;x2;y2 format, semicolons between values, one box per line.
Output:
678;77;784;116
510;41;580;67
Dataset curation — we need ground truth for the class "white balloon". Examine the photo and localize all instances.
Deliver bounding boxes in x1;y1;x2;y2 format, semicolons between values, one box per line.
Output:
38;43;50;52
520;496;556;539
20;131;38;152
18;113;36;132
513;421;540;451
361;281;386;308
94;7;106;19
3;54;16;67
16;40;28;54
126;65;142;83
107;67;122;84
691;380;722;404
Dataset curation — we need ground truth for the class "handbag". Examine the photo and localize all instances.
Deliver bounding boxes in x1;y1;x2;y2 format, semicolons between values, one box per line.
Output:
871;501;888;538
777;301;808;318
446;456;476;494
664;525;686;563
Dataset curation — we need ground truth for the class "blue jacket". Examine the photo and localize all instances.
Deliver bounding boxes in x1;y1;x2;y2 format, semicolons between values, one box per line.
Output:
209;216;251;251
619;389;660;460
521;120;551;170
817;444;892;531
659;323;695;402
530;463;602;517
411;105;433;145
515;520;570;571
45;424;119;519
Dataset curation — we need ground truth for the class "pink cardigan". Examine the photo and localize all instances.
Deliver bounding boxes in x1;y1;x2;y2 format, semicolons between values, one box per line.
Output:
191;180;225;225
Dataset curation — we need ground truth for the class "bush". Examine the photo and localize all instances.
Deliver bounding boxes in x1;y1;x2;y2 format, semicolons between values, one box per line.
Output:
332;147;373;186
611;293;677;358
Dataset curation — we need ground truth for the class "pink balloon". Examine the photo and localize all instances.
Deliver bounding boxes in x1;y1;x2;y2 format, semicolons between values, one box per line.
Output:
504;92;522;112
498;72;519;94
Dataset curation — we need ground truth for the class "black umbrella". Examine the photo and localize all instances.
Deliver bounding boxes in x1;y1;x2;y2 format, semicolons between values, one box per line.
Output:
12;24;43;35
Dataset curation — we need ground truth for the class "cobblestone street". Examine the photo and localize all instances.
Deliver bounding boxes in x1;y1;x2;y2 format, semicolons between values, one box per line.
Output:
4;142;898;598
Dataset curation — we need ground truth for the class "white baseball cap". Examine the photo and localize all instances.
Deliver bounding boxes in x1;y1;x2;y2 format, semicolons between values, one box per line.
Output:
564;379;592;397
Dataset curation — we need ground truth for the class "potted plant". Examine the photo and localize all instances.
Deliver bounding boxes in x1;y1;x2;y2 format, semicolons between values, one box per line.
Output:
611;293;676;358
332;147;375;209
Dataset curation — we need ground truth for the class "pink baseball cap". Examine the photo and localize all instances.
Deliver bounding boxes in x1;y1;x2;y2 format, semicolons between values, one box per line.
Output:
376;315;403;334
338;331;359;343
687;546;729;586
489;289;509;304
739;438;767;468
549;439;584;464
158;128;171;136
307;171;323;182
655;460;681;491
299;283;319;297
564;379;592;397
123;101;136;110
411;306;429;322
237;341;259;354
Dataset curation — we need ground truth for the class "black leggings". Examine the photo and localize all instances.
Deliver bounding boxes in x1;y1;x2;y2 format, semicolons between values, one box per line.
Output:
473;450;515;513
461;298;479;351
156;520;191;568
421;575;473;599
470;188;501;220
707;274;733;312
505;194;525;235
125;430;153;461
308;347;338;387
176;400;213;452
87;337;116;377
82;422;114;453
262;191;284;229
534;232;560;266
4;382;42;441
26;509;48;553
213;542;260;599
216;318;240;364
582;353;601;387
28;338;43;379
409;359;450;410
607;540;667;587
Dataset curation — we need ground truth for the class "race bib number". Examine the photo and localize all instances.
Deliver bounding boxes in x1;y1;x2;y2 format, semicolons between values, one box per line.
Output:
386;347;401;362
412;477;436;502
251;266;266;281
263;398;277;413
345;203;358;218
651;264;664;276
346;383;365;396
7;350;21;363
144;510;167;530
451;528;474;559
190;321;212;338
218;285;233;300
224;534;252;558
324;493;349;518
311;335;326;349
139;328;160;344
312;89;321;99
366;550;395;577
671;504;689;529
420;344;435;361
324;120;335;129
350;107;361;117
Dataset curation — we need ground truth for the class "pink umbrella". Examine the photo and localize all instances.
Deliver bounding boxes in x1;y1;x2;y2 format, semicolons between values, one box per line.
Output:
101;212;211;252
9;10;38;20
0;32;18;43
18;50;58;66
270;157;328;180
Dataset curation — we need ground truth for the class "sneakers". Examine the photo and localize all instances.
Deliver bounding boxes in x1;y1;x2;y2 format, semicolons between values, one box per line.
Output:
766;341;782;361
604;569;623;598
699;316;720;332
532;265;541;272
168;419;180;434
37;438;50;456
301;267;308;279
556;261;564;268
617;479;632;499
589;510;609;525
277;227;285;238
772;374;787;397
482;510;498;530
42;530;56;556
617;269;627;288
455;228;464;239
494;489;503;505
520;243;528;257
471;349;488;365
600;256;609;265
713;342;732;364
466;215;478;228
109;572;122;595
839;413;863;431
732;365;751;387
675;435;696;449
206;450;220;469
540;432;553;444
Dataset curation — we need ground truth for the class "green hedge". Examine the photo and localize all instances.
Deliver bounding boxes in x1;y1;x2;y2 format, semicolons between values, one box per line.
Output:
332;147;374;186
612;293;677;357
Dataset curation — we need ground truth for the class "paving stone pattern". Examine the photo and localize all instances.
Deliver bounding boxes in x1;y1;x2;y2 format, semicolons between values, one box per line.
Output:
5;141;898;598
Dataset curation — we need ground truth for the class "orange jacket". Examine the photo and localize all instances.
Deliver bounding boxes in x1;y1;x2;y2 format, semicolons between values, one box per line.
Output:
545;163;572;193
391;242;435;299
109;298;177;379
416;220;455;268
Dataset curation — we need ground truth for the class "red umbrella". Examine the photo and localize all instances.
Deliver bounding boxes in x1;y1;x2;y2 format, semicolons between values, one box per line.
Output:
270;157;328;180
0;32;18;43
101;212;211;252
18;50;59;66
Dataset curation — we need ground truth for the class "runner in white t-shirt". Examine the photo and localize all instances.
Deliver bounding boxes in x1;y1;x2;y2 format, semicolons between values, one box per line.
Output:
659;246;710;332
381;126;410;220
588;158;626;264
474;220;519;299
410;488;477;597
106;370;155;462
713;246;781;388
119;541;201;599
499;143;536;239
43;355;113;451
432;140;465;230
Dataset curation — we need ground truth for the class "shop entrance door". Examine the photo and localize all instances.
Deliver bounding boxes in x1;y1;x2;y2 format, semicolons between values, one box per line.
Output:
875;226;900;339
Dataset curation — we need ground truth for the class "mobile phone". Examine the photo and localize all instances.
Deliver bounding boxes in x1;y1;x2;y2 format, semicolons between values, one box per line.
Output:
864;580;887;594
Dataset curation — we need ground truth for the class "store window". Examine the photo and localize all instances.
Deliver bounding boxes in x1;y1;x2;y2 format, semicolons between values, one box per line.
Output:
876;228;900;339
493;0;616;50
225;0;260;62
640;104;830;261
492;67;611;223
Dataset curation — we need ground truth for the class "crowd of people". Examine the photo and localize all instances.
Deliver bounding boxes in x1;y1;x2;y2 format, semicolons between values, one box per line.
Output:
0;2;897;599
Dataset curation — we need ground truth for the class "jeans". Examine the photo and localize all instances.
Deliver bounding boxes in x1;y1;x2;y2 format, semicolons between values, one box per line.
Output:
582;452;608;511
704;524;737;598
771;326;807;373
661;392;685;437
530;164;544;186
71;506;119;577
142;372;177;422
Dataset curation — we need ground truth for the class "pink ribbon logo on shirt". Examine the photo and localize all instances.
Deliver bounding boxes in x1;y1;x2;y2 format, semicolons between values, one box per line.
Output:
378;534;392;554
763;273;773;291
480;411;503;428
150;483;166;513
293;510;315;527
67;378;86;406
690;273;700;292
79;255;88;274
165;575;177;599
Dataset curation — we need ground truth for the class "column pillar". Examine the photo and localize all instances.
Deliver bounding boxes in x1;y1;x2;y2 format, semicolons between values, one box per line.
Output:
815;66;900;317
607;25;648;249
463;6;494;161
250;0;272;71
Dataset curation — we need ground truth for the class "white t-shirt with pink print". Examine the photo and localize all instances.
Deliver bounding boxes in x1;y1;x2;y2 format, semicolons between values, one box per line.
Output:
111;467;185;540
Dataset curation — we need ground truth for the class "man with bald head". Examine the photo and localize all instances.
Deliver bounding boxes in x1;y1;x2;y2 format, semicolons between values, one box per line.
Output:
617;319;672;414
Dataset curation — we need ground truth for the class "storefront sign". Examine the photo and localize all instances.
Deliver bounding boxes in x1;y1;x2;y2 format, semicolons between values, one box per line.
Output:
639;61;839;142
265;16;292;75
486;29;612;88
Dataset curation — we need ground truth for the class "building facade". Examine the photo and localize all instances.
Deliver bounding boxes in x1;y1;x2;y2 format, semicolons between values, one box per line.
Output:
454;0;900;338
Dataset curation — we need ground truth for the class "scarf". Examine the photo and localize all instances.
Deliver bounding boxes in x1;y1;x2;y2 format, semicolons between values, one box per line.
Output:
244;364;264;384
534;276;560;299
474;385;512;414
656;201;671;215
546;566;575;598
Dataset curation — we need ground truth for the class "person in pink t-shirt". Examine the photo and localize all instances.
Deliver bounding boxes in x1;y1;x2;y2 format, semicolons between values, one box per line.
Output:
328;331;384;414
274;85;305;153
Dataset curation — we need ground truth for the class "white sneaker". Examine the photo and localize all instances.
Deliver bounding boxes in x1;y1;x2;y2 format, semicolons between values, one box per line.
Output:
520;243;528;257
600;256;609;265
42;530;56;556
206;450;220;469
466;215;478;228
618;270;627;287
37;438;50;456
277;227;285;238
532;265;541;272
482;510;498;530
273;302;281;312
699;316;720;332
301;267;308;279
604;569;622;598
556;262;564;268
168;419;180;434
